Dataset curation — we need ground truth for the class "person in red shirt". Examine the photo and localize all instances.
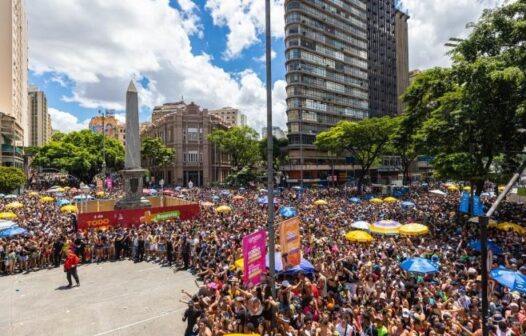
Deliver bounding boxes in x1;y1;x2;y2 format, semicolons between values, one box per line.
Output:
64;249;80;288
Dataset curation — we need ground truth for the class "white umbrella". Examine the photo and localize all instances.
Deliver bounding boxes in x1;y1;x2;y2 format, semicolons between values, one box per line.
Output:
0;220;17;230
351;221;370;230
429;189;447;196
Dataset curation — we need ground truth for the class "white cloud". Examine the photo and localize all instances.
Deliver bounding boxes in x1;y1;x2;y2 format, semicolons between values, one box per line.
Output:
48;107;90;133
254;49;277;63
27;0;287;131
205;0;284;59
177;0;204;38
404;0;507;70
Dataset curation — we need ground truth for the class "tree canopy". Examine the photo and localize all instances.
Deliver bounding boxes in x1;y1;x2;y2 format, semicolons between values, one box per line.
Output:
141;136;175;178
208;126;260;171
259;136;288;170
315;117;396;192
402;0;526;193
31;130;124;182
0;167;26;193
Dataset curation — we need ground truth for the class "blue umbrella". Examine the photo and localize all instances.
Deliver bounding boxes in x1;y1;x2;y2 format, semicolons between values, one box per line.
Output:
349;197;361;203
257;196;278;205
211;195;220;201
401;201;415;208
238;187;246;192
280;207;297;218
468;240;503;255
400;257;439;274
490;267;526;293
0;226;27;238
265;252;315;274
0;221;17;230
221;190;231;196
56;199;71;206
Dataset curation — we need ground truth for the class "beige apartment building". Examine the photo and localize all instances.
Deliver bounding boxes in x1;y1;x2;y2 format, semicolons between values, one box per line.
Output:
0;0;28;167
209;107;247;127
28;87;52;146
141;102;230;187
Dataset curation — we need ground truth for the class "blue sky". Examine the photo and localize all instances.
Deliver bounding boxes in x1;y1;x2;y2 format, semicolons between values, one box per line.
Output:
26;0;502;133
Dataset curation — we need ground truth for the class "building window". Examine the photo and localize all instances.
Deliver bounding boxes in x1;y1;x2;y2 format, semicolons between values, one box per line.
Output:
187;127;198;141
185;150;199;162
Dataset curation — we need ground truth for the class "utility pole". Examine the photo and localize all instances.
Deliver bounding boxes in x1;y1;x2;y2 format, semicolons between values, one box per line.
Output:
265;0;276;297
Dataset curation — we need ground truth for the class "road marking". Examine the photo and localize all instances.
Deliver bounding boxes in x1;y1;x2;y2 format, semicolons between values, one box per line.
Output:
92;307;187;336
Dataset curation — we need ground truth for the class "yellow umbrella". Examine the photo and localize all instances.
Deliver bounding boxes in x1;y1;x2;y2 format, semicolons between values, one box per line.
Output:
463;186;471;192
345;230;374;243
447;185;459;191
40;196;54;202
488;221;499;229
399;223;429;236
63;186;71;191
383;197;398;203
5;202;23;209
0;212;17;220
28;191;39;197
60;205;78;213
234;258;244;271
370;198;383;204
56;187;66;193
314;199;328;206
496;222;525;234
216;205;232;213
96;191;106;197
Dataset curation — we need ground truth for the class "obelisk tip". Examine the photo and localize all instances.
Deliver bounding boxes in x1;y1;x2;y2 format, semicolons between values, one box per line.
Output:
127;80;137;93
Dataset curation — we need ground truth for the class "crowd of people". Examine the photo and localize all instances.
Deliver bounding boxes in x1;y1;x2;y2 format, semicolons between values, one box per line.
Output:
0;184;525;335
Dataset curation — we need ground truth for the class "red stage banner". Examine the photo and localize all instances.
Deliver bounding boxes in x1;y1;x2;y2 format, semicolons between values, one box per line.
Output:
77;204;200;230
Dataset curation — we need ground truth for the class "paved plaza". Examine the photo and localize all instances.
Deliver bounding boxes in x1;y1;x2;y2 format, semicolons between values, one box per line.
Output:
0;261;196;336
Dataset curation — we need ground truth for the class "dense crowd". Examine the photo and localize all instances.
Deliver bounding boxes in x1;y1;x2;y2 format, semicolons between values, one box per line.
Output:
0;185;525;335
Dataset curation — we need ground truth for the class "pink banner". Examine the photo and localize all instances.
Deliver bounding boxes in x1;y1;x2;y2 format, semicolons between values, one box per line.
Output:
242;229;267;286
105;177;113;190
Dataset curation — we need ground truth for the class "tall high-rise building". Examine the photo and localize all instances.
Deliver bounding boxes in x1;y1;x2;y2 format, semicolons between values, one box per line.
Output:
0;0;27;167
28;86;52;146
395;8;410;114
261;126;287;140
283;0;408;184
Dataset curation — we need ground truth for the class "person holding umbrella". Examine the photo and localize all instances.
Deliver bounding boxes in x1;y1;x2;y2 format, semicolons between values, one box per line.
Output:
64;249;80;288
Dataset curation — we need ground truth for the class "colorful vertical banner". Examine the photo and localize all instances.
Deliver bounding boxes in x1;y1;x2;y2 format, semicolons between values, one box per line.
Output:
473;195;484;216
105;177;113;190
279;217;301;270
459;191;470;213
242;229;267;286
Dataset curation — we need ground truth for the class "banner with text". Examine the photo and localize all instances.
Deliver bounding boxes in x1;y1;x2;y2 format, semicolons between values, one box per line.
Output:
78;204;199;230
242;229;267;286
279;217;301;269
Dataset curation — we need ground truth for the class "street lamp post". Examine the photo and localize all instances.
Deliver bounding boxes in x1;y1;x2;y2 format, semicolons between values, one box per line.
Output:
265;0;276;298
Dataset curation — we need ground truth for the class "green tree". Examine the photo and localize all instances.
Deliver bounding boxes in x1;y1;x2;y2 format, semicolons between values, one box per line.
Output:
31;130;124;182
315;117;396;193
403;1;526;194
141;136;175;179
208;126;260;171
259;136;289;170
0;167;26;193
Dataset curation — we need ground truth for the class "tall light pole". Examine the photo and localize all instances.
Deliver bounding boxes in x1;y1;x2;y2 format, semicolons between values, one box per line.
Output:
265;0;276;297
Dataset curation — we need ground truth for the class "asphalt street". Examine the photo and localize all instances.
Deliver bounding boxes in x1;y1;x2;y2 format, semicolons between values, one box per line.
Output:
0;260;197;336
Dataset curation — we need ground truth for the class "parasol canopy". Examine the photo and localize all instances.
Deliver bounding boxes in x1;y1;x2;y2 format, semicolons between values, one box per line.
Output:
345;230;374;243
401;257;439;274
215;205;232;213
5;202;23;209
370;220;401;235
351;221;370;230
399;223;429;236
0;212;17;220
